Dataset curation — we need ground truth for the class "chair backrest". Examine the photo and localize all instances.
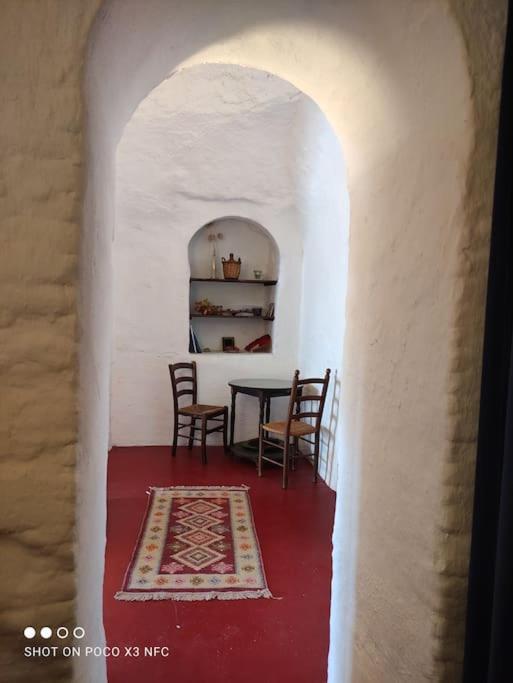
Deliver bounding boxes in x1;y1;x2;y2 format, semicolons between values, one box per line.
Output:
285;368;331;437
169;361;198;412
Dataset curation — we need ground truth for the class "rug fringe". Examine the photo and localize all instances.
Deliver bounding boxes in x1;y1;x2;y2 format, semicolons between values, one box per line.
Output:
147;485;250;493
114;588;272;602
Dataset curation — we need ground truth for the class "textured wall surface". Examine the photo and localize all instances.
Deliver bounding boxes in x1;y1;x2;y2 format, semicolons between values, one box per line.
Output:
0;1;507;682
112;65;304;447
111;63;346;489
0;2;100;681
434;1;508;679
85;2;483;682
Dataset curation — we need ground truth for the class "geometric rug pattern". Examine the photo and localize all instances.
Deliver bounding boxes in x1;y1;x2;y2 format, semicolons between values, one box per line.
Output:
115;486;272;601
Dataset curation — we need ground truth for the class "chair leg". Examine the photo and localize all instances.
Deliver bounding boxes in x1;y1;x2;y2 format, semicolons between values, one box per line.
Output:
313;433;320;483
201;417;207;464
257;425;263;477
291;437;298;471
282;438;289;489
188;417;194;450
172;415;178;457
223;408;229;455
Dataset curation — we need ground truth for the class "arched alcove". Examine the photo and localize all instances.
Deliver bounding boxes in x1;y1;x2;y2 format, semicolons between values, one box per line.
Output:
188;216;279;354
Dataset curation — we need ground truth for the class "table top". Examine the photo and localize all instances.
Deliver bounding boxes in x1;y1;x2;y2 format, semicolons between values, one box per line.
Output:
228;378;292;391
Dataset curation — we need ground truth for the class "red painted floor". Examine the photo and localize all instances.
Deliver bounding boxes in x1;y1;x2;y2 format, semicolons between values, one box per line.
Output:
104;446;336;683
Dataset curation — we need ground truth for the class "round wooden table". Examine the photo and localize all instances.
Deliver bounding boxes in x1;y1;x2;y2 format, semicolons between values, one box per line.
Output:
228;378;292;461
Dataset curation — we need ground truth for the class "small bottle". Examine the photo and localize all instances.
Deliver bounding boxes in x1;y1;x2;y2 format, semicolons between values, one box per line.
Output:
211;242;217;279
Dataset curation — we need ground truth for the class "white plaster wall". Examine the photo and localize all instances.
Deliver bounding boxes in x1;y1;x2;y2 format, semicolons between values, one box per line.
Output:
76;106;113;683
295;97;348;487
85;2;473;681
112;65;346;482
111;65;311;447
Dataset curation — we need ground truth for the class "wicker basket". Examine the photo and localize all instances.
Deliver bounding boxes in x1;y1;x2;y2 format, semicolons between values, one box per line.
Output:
222;253;241;280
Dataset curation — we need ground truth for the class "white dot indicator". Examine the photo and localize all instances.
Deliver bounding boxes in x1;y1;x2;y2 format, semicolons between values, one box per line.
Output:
73;626;85;639
40;627;52;639
24;627;36;639
56;627;69;639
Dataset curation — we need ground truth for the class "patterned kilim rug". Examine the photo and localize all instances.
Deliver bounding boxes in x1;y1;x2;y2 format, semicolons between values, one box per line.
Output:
115;485;272;601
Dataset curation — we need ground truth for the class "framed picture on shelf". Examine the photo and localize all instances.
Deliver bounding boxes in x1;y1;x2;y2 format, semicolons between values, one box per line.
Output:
222;336;236;352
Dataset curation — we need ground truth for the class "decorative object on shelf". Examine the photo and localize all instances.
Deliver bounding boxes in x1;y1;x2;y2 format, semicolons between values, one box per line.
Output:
245;334;272;353
222;253;241;280
222;336;236;352
207;231;223;279
232;308;255;317
263;302;275;320
253;269;263;280
194;298;223;316
190;302;275;322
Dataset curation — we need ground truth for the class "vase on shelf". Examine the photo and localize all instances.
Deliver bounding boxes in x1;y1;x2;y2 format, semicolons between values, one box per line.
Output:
207;231;223;279
222;253;242;280
210;242;217;279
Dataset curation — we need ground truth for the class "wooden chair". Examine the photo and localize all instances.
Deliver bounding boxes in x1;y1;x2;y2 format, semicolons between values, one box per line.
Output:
169;361;228;464
257;368;331;489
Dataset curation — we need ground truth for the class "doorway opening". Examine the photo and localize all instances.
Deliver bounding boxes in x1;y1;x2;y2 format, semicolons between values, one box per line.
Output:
97;62;347;680
109;63;347;481
76;4;480;683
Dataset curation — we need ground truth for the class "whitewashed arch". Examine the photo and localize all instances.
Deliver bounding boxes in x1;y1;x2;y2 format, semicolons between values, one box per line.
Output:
80;2;473;681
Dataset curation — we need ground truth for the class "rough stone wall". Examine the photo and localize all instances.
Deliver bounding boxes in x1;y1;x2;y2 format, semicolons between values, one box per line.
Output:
434;1;508;680
0;2;100;681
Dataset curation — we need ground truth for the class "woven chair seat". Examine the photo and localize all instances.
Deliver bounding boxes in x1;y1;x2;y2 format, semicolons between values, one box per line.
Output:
178;404;225;417
257;368;331;488
263;420;316;437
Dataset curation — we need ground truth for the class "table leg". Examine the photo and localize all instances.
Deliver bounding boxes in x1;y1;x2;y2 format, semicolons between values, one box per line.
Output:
258;393;265;430
230;386;236;448
265;396;271;424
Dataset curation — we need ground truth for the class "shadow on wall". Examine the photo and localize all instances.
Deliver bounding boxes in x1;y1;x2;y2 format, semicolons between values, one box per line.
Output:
324;369;341;485
296;369;341;485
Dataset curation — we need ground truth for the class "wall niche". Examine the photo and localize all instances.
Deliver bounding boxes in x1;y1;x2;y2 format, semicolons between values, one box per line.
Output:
188;217;279;354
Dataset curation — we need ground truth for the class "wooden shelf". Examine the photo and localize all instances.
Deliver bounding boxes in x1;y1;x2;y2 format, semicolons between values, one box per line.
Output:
190;277;277;286
190;351;272;356
190;314;274;321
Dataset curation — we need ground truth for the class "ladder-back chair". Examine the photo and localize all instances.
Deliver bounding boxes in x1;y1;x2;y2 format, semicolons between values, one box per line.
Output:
257;368;331;488
169;361;228;464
